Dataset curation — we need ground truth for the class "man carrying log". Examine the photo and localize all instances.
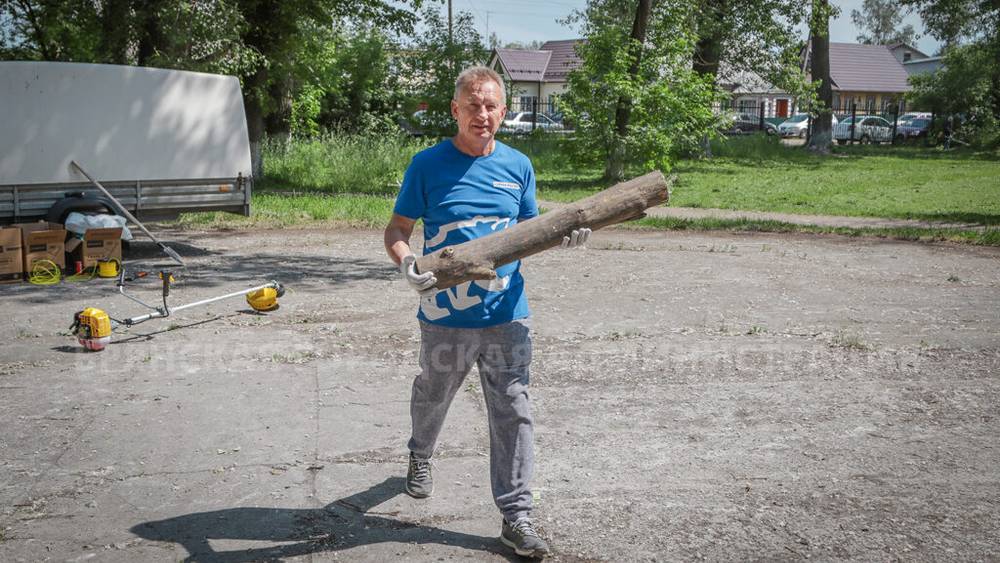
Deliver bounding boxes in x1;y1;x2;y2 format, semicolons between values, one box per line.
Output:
383;66;589;559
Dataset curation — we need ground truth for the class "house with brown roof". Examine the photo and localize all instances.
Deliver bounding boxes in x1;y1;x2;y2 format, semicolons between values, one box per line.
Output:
488;39;582;113
803;42;919;113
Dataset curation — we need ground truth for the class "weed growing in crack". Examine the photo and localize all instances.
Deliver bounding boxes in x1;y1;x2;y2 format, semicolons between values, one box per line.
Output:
830;331;873;352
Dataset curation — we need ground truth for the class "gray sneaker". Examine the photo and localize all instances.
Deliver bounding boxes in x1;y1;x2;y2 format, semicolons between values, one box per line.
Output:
500;517;550;559
405;452;433;498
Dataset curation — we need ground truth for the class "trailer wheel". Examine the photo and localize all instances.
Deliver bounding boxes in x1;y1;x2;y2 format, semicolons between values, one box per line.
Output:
46;195;117;224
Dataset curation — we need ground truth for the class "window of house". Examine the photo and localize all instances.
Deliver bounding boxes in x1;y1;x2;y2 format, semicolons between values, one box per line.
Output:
833;93;841;111
518;96;538;112
866;96;876;113
903;52;912;62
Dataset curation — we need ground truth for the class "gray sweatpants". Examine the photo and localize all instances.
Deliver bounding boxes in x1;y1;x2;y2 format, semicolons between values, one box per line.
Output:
408;318;534;522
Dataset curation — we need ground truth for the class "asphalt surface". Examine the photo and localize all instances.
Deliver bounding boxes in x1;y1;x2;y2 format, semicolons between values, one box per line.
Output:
2;227;998;561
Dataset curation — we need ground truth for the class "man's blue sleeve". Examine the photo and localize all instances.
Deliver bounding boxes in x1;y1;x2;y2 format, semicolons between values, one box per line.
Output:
518;164;538;220
393;161;425;220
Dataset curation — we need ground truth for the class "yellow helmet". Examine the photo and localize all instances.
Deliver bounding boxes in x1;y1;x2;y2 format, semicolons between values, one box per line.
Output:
246;284;283;312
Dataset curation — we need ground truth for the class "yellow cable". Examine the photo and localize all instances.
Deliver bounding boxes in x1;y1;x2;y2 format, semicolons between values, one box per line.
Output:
66;266;99;282
28;259;61;286
98;258;121;278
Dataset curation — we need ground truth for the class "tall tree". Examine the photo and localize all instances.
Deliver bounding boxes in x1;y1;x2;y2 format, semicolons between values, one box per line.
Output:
233;0;417;175
688;1;809;87
1;0;420;176
135;0;169;65
807;0;835;153
685;0;810;157
900;0;1000;143
606;0;652;182
98;0;130;63
407;5;486;136
562;0;720;177
898;0;996;47
850;0;919;45
0;0;100;61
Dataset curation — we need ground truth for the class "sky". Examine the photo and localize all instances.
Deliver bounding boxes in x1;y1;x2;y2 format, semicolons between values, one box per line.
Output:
446;0;942;56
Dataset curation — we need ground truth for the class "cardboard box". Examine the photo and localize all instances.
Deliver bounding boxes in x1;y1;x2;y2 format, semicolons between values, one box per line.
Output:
17;221;67;273
0;227;23;284
69;227;123;270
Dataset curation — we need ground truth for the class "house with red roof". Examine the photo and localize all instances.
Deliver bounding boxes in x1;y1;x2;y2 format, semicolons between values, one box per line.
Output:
487;39;582;113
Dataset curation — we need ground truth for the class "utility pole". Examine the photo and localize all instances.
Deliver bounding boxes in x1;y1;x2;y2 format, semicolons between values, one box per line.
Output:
448;0;453;46
448;0;454;72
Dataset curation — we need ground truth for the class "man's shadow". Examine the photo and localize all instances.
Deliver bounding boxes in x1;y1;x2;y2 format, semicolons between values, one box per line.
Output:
130;477;521;562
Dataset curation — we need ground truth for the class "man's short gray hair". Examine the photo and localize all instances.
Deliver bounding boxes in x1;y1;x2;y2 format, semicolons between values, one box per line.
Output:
453;66;506;103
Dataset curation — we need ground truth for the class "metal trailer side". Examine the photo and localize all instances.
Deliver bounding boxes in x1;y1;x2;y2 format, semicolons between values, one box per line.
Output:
0;61;253;224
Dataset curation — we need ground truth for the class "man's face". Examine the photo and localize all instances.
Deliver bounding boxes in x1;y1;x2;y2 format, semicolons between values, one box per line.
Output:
451;79;506;143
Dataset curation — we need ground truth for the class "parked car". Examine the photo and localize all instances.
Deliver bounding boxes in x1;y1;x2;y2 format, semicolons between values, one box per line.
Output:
500;111;565;134
722;112;778;135
405;109;454;136
895;117;932;141
897;112;931;125
777;113;839;138
833;115;894;144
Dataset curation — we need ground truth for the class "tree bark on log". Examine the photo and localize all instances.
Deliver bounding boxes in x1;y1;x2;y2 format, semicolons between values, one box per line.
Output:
415;170;672;291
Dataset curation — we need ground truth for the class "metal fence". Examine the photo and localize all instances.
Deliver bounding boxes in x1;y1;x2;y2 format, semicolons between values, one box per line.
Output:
507;98;560;115
719;101;776;135
717;99;955;146
801;103;938;145
503;98;571;134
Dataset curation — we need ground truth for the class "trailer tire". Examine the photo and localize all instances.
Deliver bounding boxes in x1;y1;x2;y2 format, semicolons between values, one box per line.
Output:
46;195;117;224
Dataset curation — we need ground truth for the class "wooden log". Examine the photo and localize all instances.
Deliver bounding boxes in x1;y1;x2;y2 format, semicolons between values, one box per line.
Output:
415;170;672;291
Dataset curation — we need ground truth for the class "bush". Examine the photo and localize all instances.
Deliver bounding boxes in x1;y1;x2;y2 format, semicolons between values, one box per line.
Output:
907;42;1000;149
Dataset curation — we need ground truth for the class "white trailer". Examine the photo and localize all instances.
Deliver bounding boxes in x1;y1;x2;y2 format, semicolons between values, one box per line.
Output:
0;61;253;224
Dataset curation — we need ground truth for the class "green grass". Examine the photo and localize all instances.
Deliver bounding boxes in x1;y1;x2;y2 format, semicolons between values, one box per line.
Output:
538;135;1000;225
260;134;429;194
672;138;1000;225
178;193;394;229
176;133;1000;245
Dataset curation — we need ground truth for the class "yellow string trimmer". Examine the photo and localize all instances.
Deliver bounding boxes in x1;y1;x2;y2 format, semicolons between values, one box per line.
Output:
71;269;284;351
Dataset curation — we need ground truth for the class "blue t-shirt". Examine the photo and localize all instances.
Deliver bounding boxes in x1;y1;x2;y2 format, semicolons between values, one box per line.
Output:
393;139;538;328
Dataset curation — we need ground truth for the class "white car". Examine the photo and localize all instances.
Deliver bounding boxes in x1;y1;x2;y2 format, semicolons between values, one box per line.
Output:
897;112;931;124
778;113;838;138
500;111;564;134
833;115;894;144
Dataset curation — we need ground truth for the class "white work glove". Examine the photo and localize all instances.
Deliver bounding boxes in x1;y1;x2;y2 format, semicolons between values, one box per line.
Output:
561;228;592;249
400;254;438;296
